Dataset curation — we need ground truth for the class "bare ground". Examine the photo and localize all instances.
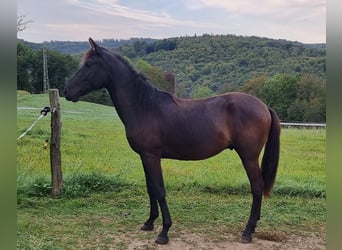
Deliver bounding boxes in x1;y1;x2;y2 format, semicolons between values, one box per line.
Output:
100;226;326;250
124;233;325;250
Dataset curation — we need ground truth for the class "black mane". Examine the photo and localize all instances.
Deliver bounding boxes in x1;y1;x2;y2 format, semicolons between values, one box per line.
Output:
110;52;159;111
135;74;157;112
102;47;175;112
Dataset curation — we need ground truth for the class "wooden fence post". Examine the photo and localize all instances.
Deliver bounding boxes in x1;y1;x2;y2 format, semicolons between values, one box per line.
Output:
49;89;63;196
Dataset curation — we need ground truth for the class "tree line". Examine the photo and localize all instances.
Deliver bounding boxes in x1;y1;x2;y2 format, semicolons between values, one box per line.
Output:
240;74;325;122
17;41;174;105
17;42;79;94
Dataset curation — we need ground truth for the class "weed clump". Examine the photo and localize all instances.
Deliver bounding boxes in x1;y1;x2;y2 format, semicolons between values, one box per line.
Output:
17;172;133;198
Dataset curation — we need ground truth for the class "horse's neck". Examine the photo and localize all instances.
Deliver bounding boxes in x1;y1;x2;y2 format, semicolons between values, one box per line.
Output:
106;65;156;127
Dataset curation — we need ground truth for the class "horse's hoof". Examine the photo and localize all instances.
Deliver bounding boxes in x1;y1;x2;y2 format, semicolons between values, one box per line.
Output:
141;223;154;231
240;235;252;244
155;236;169;245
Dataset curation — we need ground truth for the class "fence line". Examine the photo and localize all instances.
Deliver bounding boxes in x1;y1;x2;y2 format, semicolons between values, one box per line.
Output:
280;122;326;129
18;106;325;129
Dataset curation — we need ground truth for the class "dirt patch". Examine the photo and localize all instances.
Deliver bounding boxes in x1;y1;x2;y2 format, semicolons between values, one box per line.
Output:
111;230;325;250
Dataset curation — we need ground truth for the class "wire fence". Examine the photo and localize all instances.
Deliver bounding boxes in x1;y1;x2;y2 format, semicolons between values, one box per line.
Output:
280;122;326;129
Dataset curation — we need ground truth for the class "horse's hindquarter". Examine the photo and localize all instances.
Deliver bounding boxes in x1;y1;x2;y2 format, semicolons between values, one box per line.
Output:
223;93;272;156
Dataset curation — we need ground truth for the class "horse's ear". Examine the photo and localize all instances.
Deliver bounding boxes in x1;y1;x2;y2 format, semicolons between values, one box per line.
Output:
88;37;99;52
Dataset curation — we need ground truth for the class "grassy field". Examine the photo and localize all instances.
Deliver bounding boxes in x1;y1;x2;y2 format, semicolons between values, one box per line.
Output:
17;92;326;249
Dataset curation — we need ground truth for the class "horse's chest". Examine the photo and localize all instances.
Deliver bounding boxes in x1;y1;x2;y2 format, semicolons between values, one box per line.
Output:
125;125;162;153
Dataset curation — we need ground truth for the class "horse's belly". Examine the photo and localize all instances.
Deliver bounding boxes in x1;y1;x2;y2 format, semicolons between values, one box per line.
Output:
161;140;228;160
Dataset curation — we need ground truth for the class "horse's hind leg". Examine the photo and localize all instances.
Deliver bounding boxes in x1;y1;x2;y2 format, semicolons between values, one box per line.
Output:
240;158;264;243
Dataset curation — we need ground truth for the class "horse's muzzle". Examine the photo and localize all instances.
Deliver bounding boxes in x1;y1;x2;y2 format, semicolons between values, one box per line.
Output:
64;88;79;102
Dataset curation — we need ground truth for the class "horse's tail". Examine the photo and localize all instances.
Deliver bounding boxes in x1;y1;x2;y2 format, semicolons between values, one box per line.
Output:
261;108;281;197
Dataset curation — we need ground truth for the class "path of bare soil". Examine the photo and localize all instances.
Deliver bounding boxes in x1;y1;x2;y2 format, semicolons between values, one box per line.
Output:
111;229;326;250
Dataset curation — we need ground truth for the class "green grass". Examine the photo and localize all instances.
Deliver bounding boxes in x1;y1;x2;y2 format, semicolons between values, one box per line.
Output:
17;93;326;249
17;93;326;197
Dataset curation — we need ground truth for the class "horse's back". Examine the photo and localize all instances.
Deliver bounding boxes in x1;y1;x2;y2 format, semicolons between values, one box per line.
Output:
173;92;271;128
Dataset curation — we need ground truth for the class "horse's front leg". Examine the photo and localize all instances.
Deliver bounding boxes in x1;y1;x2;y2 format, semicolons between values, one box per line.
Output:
140;154;172;244
141;195;158;231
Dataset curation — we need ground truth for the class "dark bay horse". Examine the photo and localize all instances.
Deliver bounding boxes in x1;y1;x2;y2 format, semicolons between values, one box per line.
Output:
64;38;280;245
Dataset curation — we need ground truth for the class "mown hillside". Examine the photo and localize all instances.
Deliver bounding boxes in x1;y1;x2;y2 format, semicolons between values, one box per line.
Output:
17;92;326;200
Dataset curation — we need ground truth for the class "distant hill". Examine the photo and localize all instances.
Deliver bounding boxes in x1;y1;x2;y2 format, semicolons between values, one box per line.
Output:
135;35;326;96
21;38;157;54
21;34;325;97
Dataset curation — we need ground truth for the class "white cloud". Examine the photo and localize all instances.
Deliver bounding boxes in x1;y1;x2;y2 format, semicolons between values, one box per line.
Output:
65;0;224;39
190;0;325;15
17;0;325;43
68;0;189;28
72;0;165;22
183;0;326;42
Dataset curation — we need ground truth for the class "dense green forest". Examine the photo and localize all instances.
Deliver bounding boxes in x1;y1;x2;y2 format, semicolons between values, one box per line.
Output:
17;34;326;122
133;34;325;97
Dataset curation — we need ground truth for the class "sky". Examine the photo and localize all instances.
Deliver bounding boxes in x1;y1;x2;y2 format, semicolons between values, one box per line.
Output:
17;0;326;44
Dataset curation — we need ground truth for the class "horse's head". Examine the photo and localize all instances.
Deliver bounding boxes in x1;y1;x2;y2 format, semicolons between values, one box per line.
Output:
64;37;110;102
